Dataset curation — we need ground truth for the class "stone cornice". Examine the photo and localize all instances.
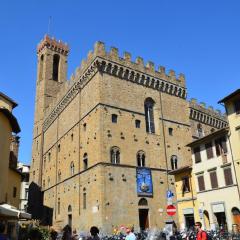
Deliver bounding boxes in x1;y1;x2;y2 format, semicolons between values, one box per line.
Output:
189;107;228;129
43;56;187;131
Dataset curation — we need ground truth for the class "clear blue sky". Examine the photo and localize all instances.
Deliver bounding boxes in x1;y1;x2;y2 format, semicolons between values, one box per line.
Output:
1;0;240;164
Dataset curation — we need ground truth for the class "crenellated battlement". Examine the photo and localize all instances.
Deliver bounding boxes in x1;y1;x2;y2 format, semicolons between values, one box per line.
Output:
189;98;227;129
37;35;69;56
43;41;188;131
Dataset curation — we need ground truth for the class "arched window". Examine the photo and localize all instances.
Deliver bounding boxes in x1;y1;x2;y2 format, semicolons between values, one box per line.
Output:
68;205;72;212
58;170;61;182
70;162;74;176
83;153;88;170
171;155;178;170
144;98;155;133
52;54;60;81
137;151;146;167
138;198;148;206
110;147;120;164
83;188;87;209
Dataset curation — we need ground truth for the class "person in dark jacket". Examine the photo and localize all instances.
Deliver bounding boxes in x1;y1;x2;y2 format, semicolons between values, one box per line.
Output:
62;225;72;240
89;226;100;240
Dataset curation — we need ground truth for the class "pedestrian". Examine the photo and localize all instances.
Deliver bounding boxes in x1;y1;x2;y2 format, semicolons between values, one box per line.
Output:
0;223;9;240
71;229;78;240
194;222;207;240
62;225;72;240
125;226;136;240
50;228;58;240
89;226;100;240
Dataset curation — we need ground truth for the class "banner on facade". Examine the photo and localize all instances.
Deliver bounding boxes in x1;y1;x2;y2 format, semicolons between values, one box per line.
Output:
136;168;153;196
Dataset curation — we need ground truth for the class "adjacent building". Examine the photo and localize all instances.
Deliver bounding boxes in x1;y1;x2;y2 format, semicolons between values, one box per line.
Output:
0;92;22;239
219;90;240;195
187;128;240;231
169;166;200;231
29;35;227;232
18;163;30;212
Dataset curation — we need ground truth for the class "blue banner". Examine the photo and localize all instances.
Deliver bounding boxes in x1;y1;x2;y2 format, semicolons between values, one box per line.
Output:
136;168;153;196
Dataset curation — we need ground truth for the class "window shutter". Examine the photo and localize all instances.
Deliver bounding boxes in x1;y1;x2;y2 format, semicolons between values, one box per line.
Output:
205;142;213;159
197;175;205;191
194;147;201;163
224;168;233;186
215;139;221;156
221;137;228;153
210;171;218;189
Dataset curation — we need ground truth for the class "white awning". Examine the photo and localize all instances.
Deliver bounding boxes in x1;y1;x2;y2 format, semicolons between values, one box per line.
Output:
0;204;31;219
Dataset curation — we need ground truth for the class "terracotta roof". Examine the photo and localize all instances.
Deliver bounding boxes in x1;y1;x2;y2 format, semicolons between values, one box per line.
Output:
218;89;240;103
0;108;20;133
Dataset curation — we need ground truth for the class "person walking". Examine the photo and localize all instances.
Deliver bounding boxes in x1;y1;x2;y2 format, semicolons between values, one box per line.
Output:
125;226;136;240
89;226;100;240
195;222;207;240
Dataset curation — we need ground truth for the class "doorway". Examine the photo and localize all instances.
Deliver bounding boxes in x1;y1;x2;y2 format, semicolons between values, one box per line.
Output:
214;212;227;230
139;209;149;230
184;214;195;230
68;214;72;228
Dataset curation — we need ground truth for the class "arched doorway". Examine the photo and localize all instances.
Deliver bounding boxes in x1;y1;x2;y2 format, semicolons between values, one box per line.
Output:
203;210;210;230
68;205;72;228
232;207;240;227
138;198;149;230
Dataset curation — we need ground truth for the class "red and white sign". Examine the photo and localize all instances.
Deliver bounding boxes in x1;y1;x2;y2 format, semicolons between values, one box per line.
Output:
166;205;176;216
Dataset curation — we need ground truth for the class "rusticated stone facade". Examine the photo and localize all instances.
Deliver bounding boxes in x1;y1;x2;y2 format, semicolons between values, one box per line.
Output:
30;35;227;233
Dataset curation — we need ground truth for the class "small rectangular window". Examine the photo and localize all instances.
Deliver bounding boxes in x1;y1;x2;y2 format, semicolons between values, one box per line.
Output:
205;142;213;159
197;175;205;191
234;99;240;114
83;193;87;209
112;114;118;123
224;167;233;186
25;189;29;199
71;133;74;141
58;144;61;152
13;187;17;198
168;128;173;136
135;120;141;128
215;137;227;156
182;177;190;193
209;171;218;189
194;147;201;163
83;123;87;131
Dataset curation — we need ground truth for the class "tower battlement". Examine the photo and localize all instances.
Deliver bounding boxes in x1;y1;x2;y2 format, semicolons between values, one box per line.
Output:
37;35;69;56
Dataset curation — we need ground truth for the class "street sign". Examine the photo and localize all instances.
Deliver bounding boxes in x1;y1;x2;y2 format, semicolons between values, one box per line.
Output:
166;205;176;216
166;190;174;199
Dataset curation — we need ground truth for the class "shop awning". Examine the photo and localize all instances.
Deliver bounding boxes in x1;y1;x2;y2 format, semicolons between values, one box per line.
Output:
0;204;31;220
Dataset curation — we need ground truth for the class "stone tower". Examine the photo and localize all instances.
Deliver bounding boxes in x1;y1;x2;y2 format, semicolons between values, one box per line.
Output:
30;35;69;185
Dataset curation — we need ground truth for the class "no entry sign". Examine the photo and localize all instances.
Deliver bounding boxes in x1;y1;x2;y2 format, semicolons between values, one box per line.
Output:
166;205;176;216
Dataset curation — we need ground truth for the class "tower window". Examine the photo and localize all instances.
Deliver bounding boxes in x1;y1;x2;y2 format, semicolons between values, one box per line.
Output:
71;133;74;141
53;54;60;81
135;120;141;128
58;144;61;152
83;123;87;131
171;155;178;170
137;151;146;167
110;147;120;164
112;114;118;123
83;153;88;170
144;98;155;134
168;128;173;136
70;162;75;176
83;192;87;209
